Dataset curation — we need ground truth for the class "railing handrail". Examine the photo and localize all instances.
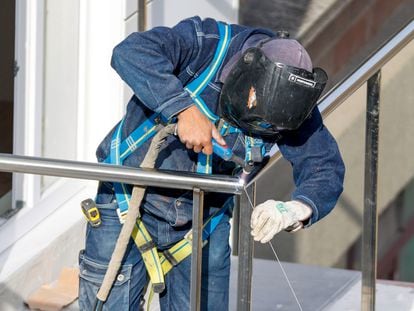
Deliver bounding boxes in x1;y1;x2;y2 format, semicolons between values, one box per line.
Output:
0;153;243;194
252;19;414;184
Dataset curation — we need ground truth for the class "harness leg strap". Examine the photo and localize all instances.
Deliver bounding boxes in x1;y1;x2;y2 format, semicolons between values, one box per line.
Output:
131;219;165;293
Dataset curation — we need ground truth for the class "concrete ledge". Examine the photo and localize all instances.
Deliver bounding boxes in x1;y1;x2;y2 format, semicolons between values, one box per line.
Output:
230;257;414;310
0;186;91;311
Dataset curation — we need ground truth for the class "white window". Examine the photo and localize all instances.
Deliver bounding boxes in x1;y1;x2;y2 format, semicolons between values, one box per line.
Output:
147;0;238;27
0;0;125;254
41;0;80;191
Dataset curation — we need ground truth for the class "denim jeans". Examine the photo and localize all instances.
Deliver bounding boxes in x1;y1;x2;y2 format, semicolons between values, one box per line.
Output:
78;202;231;310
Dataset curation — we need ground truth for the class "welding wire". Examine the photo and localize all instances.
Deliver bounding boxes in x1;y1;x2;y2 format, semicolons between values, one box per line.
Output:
243;188;303;311
268;242;304;311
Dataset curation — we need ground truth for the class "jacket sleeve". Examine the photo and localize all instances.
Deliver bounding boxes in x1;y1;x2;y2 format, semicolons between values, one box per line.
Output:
277;108;345;226
111;18;199;120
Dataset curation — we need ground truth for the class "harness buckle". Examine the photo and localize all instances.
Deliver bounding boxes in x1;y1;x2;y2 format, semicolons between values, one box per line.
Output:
116;208;127;224
138;240;156;253
184;229;193;241
81;199;101;227
152;282;166;294
250;145;264;162
163;250;179;267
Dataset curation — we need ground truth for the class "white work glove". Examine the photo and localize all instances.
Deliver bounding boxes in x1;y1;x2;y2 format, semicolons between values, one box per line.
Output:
250;200;313;243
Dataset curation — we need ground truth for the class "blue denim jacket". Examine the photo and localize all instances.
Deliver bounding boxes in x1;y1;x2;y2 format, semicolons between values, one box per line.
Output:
96;16;345;234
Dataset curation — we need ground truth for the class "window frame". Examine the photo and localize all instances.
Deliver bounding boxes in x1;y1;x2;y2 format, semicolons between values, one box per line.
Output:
0;0;85;254
0;0;126;255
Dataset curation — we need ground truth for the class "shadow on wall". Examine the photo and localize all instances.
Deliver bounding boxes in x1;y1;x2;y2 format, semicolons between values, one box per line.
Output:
337;193;362;228
206;0;237;21
0;285;25;311
149;0;238;27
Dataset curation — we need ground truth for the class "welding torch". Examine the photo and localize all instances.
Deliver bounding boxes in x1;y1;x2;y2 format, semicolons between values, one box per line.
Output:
212;140;255;182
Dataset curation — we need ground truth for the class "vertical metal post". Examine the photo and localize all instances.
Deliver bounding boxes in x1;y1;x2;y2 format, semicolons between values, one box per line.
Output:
190;188;204;311
232;194;240;256
361;70;381;311
237;183;256;311
138;0;146;32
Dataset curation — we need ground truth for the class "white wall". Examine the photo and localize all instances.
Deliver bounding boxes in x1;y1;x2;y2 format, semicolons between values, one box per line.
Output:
42;0;80;190
147;0;239;28
79;0;126;162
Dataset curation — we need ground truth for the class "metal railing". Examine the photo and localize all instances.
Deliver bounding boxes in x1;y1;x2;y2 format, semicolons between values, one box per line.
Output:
0;153;249;310
0;17;412;311
252;19;414;311
0;154;242;194
317;20;413;311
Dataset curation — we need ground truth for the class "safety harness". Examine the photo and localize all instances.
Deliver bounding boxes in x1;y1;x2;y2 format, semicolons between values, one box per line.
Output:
101;22;266;304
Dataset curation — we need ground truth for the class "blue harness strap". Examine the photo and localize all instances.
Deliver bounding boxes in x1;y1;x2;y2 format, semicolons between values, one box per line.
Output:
104;114;161;164
184;22;233;174
108;22;234;221
202;197;233;240
107;22;233;170
184;22;231;123
109;118;133;220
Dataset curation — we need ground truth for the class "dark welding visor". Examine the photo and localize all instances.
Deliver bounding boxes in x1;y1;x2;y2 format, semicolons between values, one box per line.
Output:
219;47;328;137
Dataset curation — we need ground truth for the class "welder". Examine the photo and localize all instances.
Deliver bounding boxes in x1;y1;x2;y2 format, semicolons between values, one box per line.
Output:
78;16;345;311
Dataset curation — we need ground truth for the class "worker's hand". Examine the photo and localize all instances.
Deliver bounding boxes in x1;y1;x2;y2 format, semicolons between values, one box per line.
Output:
250;200;312;243
176;105;226;155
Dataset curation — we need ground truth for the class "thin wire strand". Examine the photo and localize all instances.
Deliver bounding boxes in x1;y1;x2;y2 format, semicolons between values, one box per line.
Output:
243;188;303;311
268;242;304;311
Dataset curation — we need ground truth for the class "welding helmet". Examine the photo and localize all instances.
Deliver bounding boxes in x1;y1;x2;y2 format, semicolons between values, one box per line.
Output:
219;32;328;138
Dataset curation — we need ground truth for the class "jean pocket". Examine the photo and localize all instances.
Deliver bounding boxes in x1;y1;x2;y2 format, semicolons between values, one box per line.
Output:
78;251;132;311
167;192;193;227
95;202;120;222
144;191;193;227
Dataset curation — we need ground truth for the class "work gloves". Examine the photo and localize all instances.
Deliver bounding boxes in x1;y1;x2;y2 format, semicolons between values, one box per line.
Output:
250;200;313;243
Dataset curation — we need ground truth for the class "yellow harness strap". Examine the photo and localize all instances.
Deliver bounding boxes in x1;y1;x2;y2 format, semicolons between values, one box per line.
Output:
146;236;196;311
132;207;226;310
144;233;205;310
131;218;165;293
159;237;193;274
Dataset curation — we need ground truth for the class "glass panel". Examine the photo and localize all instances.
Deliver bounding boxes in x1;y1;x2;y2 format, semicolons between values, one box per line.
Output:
42;0;80;192
319;39;414;273
375;39;414;281
397;178;414;282
320;39;414;277
308;82;368;267
378;39;414;209
253;38;414;273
